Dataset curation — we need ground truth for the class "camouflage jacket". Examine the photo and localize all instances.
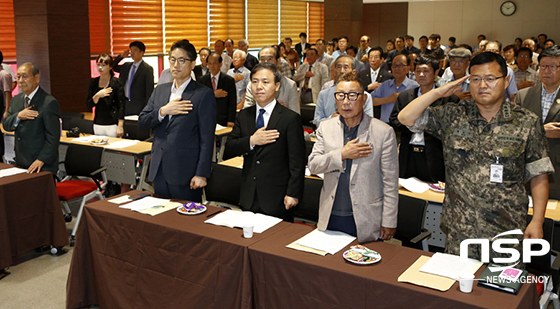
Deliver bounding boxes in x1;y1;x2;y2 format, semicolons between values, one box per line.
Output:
411;99;554;237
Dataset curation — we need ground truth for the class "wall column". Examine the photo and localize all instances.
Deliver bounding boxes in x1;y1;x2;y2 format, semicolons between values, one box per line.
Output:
324;0;363;48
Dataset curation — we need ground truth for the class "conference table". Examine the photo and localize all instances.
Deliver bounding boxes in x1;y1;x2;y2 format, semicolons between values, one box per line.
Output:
66;190;538;309
0;163;68;270
65;190;291;309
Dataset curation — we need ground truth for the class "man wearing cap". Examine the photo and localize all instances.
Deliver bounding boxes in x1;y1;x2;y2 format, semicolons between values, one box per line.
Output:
437;48;472;101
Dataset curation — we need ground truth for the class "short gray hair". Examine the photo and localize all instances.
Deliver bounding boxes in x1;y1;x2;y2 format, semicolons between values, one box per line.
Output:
335;55;357;70
239;39;249;47
21;62;40;75
233;49;247;60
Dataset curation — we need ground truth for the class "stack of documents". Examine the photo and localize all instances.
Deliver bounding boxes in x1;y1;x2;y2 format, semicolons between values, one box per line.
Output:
104;140;140;149
287;229;356;256
204;209;282;233
109;195;178;216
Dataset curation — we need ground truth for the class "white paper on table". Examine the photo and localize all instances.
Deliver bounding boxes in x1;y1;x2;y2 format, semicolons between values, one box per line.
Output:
104;140;140;149
204;209;282;233
215;124;227;131
298;229;356;255
108;195;131;204
119;197;170;211
72;135;107;143
418;252;483;281
286;229;328;256
399;177;429;193
0;167;27;178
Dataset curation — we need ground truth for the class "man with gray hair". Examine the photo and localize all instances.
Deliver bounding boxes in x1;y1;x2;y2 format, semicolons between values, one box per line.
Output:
227;50;251;110
237;39;258;71
3;62;61;174
515;45;560;199
313;55;375;127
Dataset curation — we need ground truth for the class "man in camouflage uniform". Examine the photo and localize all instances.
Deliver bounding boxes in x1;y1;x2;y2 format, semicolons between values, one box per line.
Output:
398;52;554;260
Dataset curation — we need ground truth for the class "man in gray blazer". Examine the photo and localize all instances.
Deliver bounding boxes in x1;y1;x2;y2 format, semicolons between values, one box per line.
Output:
308;72;398;242
515;45;560;199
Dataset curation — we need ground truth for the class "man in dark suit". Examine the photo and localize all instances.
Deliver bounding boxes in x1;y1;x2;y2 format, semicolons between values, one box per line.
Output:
3;62;60;174
237;39;258;71
390;54;459;182
198;53;237;127
358;47;393;119
295;32;311;64
225;62;306;222
114;41;154;116
515;45;560;199
138;40;216;202
193;47;210;80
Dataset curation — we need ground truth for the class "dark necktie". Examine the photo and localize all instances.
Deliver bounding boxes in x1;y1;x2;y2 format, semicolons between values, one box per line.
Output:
256;108;265;130
127;64;136;99
303;65;312;91
25;96;30;108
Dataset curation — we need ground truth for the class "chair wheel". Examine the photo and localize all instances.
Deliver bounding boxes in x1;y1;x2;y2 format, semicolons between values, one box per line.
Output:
50;246;60;255
64;214;72;222
70;237;75;247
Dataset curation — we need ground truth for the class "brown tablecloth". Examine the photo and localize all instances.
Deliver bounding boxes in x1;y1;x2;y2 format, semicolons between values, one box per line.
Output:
0;163;68;270
66;190;290;309
248;224;538;309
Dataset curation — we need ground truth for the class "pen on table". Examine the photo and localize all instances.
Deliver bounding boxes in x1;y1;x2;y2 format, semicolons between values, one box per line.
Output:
206;210;222;218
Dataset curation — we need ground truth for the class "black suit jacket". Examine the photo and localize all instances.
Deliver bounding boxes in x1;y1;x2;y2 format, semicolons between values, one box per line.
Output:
358;68;394;119
113;56;154;116
389;87;460;182
224;103;306;221
229;53;259;71
3;87;61;174
138;81;216;191
295;42;311;62
193;65;208;81
198;73;237;127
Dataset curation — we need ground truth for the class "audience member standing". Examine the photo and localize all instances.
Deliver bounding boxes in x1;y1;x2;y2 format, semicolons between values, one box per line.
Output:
113;41;154;115
199;53;237;127
227;50;251;110
193;47;211;80
292;48;329;104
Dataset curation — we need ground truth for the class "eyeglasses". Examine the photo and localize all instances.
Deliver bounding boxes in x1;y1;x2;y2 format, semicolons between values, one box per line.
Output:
539;64;560;72
470;75;505;86
334;92;363;102
169;57;192;65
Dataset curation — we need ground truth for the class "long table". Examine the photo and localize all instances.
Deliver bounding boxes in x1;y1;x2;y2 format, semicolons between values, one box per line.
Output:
66;190;290;309
0;163;68;270
248;223;538;309
66;190;538;309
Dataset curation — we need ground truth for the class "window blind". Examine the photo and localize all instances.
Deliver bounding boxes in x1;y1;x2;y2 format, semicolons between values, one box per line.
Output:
280;0;306;43
164;0;207;52
0;0;16;59
111;0;163;54
308;2;324;43
209;0;245;49
89;0;111;55
247;0;278;48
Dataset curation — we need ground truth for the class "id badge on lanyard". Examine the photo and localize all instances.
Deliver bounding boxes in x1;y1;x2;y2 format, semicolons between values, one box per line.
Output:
490;157;503;183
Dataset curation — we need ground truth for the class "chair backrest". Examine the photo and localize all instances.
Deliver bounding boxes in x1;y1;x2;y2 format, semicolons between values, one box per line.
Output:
394;194;428;249
69;118;94;134
300;105;315;129
293;177;322;223
124;120;151;141
205;163;241;206
64;144;104;178
61;112;85;130
526;215;554;275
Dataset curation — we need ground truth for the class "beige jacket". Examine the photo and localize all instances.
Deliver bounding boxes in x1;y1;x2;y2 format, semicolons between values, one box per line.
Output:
308;115;399;242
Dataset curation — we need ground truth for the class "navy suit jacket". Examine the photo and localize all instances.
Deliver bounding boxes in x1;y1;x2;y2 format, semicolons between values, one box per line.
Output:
138;80;216;186
3;87;61;174
114;56;154;115
224;103;306;220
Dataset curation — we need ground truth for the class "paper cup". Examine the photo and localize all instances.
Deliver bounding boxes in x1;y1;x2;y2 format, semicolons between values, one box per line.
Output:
459;273;475;293
243;225;254;238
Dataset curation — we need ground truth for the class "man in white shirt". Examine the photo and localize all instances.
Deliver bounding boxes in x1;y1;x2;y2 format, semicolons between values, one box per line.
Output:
214;40;232;74
227;50;251;110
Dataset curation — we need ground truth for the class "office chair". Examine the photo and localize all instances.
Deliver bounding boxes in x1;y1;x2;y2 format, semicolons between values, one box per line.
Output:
56;144;106;246
394;194;431;251
68;118;94;134
61;112;85;130
203;162;241;209
526;215;560;309
124;119;151;141
293;177;322;224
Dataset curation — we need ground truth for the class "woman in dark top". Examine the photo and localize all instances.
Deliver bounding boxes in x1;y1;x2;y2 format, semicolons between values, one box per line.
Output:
87;53;125;137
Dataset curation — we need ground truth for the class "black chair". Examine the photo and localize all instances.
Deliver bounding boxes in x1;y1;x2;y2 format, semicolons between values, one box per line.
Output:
124;119;151;141
293;177;322;224
305;140;315;159
203;162;242;208
61;112;84;130
394;194;431;251
300;104;316;129
57;144;106;246
68;118;94;134
526;215;560;308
